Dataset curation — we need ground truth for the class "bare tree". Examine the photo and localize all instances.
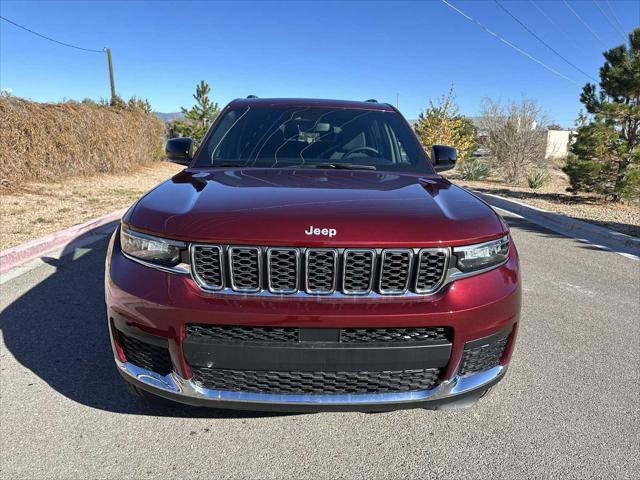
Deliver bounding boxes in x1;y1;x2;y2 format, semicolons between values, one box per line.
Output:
479;98;548;183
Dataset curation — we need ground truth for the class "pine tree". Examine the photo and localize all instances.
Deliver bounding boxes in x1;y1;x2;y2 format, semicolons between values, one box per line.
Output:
171;81;220;146
414;86;477;162
564;28;640;201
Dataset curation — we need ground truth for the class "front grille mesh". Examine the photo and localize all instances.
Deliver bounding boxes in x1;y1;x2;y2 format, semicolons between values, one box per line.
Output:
458;336;508;376
192;246;223;289
118;331;172;376
229;247;261;291
186;325;450;344
306;249;337;293
191;367;440;394
416;250;448;292
341;327;451;343
268;249;298;293
186;324;299;343
343;250;375;294
379;250;412;293
191;245;448;296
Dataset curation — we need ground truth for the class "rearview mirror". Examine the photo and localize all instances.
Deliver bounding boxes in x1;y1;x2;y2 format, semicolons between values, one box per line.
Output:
166;137;193;166
430;145;457;172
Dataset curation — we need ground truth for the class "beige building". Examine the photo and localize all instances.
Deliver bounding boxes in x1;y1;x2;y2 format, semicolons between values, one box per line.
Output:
545;129;574;159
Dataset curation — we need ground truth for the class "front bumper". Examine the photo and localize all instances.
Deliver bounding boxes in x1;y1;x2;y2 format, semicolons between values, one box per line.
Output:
106;229;520;411
116;357;507;412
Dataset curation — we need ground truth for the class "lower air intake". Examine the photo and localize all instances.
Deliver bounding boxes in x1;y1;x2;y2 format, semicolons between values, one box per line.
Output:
117;331;172;376
190;367;440;394
458;335;508;376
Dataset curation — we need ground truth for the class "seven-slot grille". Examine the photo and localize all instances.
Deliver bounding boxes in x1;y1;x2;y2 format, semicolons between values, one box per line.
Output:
191;245;448;296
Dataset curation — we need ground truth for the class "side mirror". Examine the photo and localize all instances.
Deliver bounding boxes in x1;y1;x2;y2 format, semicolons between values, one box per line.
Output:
430;145;457;172
166;137;193;165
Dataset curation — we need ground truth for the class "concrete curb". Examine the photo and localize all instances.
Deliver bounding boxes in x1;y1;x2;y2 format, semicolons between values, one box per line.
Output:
0;208;126;274
472;190;640;258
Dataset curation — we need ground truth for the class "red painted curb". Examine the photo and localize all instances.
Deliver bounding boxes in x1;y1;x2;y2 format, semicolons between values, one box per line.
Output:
0;208;127;274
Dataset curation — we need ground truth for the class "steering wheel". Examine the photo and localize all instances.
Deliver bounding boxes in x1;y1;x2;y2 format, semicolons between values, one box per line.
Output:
342;146;380;159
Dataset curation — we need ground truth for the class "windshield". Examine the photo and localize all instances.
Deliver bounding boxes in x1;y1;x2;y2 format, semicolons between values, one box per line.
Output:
194;106;433;173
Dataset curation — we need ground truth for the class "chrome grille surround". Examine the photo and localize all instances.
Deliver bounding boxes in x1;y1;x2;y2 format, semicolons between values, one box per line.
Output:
190;245;454;297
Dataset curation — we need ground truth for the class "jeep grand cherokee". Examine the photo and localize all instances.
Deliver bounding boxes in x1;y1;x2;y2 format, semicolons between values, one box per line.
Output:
105;97;520;412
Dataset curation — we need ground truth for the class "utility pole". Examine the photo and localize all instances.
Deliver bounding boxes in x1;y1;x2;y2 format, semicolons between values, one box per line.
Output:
396;92;399;109
105;47;116;102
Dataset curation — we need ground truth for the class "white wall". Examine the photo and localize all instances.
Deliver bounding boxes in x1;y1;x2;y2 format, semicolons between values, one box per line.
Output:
545;130;573;159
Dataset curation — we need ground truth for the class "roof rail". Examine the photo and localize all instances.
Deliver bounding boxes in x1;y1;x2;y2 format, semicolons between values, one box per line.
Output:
246;95;259;99
365;99;378;103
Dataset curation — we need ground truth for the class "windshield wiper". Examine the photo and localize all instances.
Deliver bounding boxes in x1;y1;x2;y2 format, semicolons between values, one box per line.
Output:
293;163;377;170
213;163;246;168
211;162;378;170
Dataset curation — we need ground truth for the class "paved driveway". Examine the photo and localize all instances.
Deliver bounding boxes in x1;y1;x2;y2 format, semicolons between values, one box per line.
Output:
1;212;638;479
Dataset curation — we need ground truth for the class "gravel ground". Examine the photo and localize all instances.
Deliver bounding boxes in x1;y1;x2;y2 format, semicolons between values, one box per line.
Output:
452;178;639;238
0;162;182;250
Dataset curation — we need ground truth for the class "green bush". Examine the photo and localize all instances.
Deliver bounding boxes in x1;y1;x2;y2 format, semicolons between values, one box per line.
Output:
527;169;548;189
620;166;640;202
565;29;640;201
458;158;490;180
563;153;606;194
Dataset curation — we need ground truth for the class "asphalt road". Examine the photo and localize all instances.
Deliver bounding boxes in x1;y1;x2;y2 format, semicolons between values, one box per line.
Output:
1;211;638;479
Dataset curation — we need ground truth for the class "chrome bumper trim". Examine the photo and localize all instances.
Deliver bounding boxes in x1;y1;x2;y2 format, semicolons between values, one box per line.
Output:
116;359;506;406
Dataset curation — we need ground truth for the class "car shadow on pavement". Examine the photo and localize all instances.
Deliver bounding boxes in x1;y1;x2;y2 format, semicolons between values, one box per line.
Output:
0;234;290;419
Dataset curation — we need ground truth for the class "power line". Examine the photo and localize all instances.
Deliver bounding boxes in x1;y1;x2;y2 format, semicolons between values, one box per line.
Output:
528;0;585;53
439;0;582;86
0;15;104;53
562;0;608;48
605;0;629;39
592;0;627;42
494;0;597;82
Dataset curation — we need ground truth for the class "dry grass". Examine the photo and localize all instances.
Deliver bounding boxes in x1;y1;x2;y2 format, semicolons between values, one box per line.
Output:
0;96;165;186
0;162;183;250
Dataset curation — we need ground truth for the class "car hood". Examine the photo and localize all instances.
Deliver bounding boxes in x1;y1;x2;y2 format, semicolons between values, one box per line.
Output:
127;168;506;247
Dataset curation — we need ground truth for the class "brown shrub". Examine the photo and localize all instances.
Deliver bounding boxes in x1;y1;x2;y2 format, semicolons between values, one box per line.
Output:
0;96;165;186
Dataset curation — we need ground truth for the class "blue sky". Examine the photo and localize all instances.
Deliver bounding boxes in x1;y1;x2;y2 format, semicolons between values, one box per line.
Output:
1;1;638;127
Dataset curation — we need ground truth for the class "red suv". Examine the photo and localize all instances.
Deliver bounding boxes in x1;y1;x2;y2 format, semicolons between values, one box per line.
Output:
105;98;520;412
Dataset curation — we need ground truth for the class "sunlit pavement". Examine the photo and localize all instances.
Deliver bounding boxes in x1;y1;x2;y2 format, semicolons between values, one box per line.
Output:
1;211;638;479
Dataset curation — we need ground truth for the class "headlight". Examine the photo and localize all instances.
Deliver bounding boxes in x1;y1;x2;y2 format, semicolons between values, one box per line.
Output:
453;235;509;272
120;226;186;267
